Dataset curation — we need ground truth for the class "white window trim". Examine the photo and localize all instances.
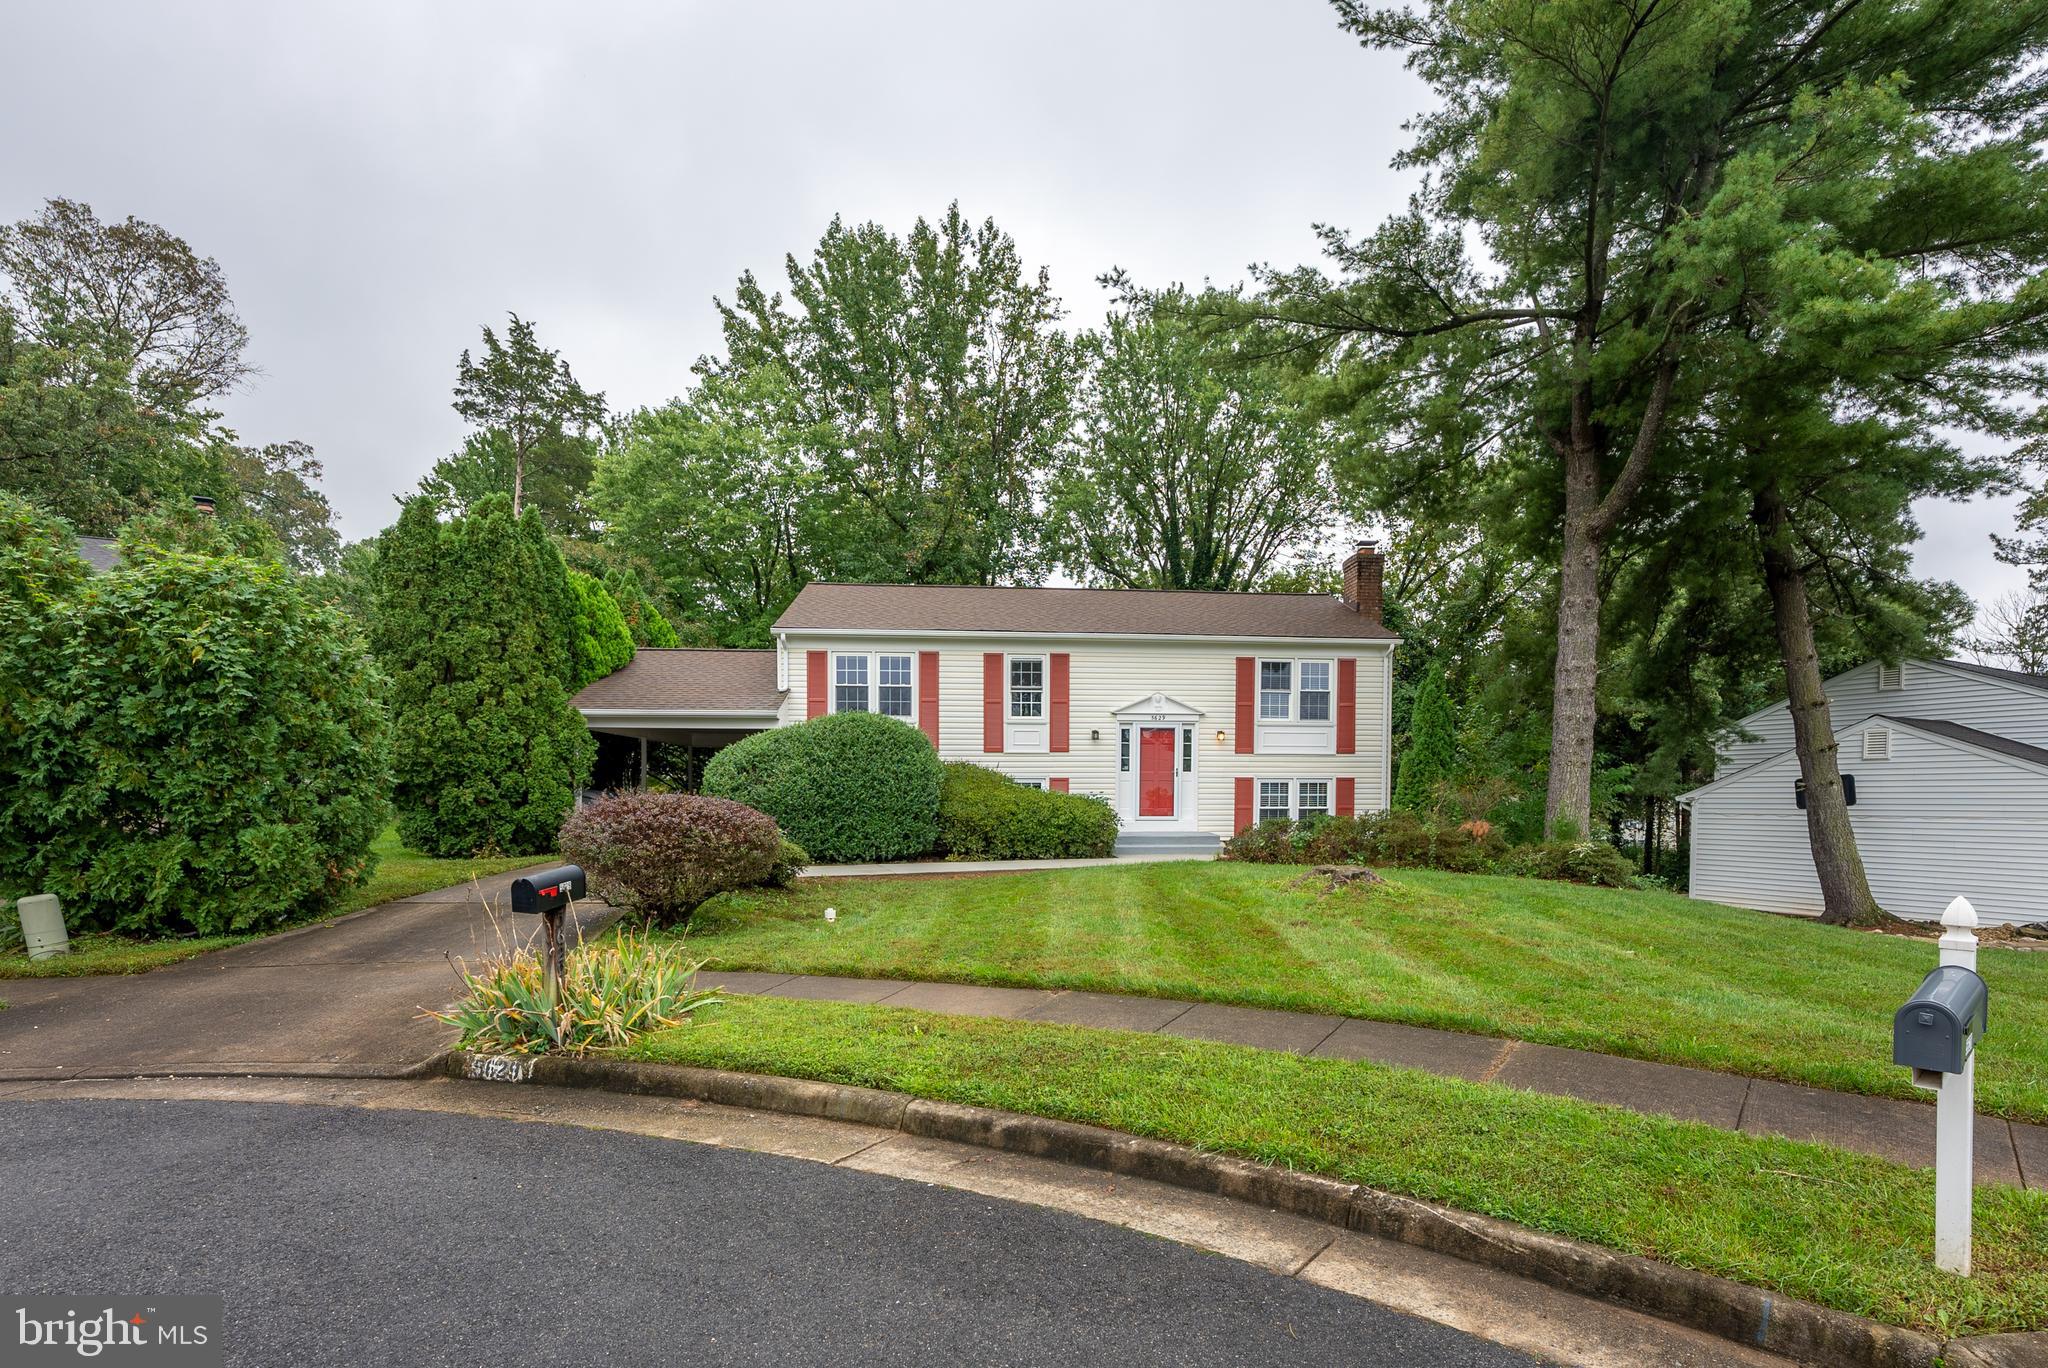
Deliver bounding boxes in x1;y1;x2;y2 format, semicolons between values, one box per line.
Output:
1256;777;1336;823
1255;657;1335;724
829;650;918;723
1008;653;1047;721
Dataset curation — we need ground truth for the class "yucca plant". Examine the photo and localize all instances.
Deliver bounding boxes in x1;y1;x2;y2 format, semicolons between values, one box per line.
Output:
430;928;718;1055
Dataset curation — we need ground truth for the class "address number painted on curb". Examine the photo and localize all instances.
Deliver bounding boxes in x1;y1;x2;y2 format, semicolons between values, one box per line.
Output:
465;1054;535;1083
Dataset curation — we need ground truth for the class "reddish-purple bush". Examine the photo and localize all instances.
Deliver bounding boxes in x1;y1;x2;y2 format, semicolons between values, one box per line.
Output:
558;793;782;926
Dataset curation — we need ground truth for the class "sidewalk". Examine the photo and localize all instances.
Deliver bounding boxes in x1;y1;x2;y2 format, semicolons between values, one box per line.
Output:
689;966;2048;1191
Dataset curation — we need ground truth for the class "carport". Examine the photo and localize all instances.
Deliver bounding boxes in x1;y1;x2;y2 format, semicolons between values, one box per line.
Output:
571;648;785;791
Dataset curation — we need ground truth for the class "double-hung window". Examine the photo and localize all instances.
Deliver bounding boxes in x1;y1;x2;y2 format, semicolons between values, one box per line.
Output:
1296;780;1331;818
1259;661;1292;719
1009;657;1045;719
1257;780;1293;825
877;654;914;719
1298;662;1332;721
833;652;915;720
833;654;870;714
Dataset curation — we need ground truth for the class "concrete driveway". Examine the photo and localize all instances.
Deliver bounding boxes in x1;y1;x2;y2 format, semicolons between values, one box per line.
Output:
0;868;611;1080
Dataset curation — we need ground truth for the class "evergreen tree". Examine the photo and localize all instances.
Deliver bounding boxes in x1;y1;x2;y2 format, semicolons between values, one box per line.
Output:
1393;665;1457;813
373;494;592;856
566;568;635;690
602;569;679;647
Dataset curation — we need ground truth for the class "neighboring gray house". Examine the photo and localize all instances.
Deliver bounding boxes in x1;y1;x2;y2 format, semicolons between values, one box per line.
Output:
76;536;120;572
1679;659;2048;925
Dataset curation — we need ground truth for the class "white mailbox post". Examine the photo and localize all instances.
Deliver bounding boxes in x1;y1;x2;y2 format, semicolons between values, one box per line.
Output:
1931;896;1980;1276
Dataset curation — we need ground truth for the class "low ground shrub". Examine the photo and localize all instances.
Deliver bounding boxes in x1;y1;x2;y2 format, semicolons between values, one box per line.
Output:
701;712;943;863
936;763;1120;859
558;792;782;925
767;837;810;887
430;929;716;1054
1221;810;1626;886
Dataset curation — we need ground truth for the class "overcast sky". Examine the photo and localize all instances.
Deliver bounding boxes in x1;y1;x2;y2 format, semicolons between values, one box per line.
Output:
2;0;2030;609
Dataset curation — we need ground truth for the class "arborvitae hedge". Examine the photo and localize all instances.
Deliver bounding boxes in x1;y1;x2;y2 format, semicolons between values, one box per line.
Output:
1394;664;1458;812
567;568;635;689
0;495;391;935
603;569;680;647
374;494;593;856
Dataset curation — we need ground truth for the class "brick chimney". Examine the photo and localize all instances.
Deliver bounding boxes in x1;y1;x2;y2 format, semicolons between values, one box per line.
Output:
1341;541;1383;621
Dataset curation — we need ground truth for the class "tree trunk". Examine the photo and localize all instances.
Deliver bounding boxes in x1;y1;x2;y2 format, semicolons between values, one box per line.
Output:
1544;452;1603;838
511;440;525;518
1752;484;1886;927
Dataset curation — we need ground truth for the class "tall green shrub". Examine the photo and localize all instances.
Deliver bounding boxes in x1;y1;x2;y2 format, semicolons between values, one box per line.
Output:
936;763;1119;859
0;495;391;935
374;494;593;856
1394;665;1457;812
604;569;680;647
701;712;942;863
567;568;635;689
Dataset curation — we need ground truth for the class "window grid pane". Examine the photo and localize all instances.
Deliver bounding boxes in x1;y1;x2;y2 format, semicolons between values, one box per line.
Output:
1299;662;1331;722
1259;659;1292;720
1257;780;1292;824
1298;780;1330;816
834;655;869;713
1181;728;1192;773
877;655;913;718
1119;728;1131;772
1010;658;1044;718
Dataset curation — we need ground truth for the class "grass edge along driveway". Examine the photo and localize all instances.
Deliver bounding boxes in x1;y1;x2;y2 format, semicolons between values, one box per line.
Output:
626;995;2048;1338
0;826;545;980
667;860;2048;1123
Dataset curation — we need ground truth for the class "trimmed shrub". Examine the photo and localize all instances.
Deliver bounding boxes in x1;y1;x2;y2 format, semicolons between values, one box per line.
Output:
373;494;593;857
767;836;810;887
0;496;391;936
558;792;781;925
567;568;635;689
936;763;1120;860
701;711;943;863
1503;839;1638;888
429;929;717;1054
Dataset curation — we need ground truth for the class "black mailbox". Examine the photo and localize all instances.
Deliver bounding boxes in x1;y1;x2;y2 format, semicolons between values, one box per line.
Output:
510;865;586;915
1893;965;1988;1078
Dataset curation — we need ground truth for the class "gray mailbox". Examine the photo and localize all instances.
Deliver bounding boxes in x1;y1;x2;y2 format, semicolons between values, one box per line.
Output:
510;865;586;916
1893;965;1988;1082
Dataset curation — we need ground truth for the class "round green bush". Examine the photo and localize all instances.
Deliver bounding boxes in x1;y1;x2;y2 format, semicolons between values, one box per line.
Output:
558;792;781;925
701;712;942;863
0;498;391;936
936;762;1120;859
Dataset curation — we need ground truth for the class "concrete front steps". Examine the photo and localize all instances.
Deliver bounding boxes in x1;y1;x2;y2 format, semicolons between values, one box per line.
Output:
1112;831;1221;858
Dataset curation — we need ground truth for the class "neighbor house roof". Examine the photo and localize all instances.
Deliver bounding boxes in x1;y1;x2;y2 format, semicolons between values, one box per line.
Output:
772;582;1399;641
570;649;783;714
1879;715;2048;771
77;536;120;573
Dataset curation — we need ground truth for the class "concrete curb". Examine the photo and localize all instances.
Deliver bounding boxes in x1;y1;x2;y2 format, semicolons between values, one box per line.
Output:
444;1050;2044;1368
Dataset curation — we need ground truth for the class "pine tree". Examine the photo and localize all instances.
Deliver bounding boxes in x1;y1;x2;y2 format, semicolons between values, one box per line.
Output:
1393;665;1457;813
373;494;593;856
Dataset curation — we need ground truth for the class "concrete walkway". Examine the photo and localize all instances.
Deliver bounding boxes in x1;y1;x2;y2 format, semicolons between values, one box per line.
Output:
799;853;1204;878
0;866;611;1080
691;967;2048;1191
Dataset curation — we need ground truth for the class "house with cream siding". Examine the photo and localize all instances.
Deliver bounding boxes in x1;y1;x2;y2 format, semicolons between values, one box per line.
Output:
574;543;1399;854
1678;658;2048;925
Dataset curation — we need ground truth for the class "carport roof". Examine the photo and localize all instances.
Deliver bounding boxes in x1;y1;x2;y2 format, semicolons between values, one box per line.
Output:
571;648;783;714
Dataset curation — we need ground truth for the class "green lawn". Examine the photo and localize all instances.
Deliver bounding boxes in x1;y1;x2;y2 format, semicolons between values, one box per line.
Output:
627;995;2048;1336
666;861;2048;1122
0;826;543;980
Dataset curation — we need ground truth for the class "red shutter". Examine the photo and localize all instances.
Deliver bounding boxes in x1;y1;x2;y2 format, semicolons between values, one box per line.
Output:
1049;778;1069;793
918;650;940;749
982;652;1004;753
1235;657;1255;754
806;650;827;720
1049;652;1070;753
1337;657;1357;755
1233;777;1254;834
1336;776;1356;817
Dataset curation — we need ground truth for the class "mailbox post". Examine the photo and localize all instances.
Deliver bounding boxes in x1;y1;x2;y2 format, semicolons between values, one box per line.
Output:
510;865;586;996
1893;896;1987;1276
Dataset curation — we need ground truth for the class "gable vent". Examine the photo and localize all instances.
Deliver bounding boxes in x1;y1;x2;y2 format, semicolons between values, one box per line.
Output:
1862;727;1893;761
1876;661;1903;691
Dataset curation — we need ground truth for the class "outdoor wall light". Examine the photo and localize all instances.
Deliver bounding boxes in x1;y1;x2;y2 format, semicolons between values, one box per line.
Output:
1090;729;1100;741
1216;729;1227;745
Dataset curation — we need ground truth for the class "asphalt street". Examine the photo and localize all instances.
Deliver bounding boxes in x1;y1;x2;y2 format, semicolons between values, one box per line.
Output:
0;1098;1539;1368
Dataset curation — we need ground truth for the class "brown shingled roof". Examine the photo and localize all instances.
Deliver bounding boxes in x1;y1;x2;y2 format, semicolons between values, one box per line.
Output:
773;582;1398;641
571;649;783;713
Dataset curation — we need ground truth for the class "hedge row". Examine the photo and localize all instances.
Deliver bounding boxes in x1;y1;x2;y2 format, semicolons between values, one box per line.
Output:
1222;811;1638;887
936;762;1119;860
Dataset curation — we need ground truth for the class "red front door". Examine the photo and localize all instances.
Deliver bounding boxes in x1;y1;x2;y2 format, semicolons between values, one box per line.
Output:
1139;727;1176;817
